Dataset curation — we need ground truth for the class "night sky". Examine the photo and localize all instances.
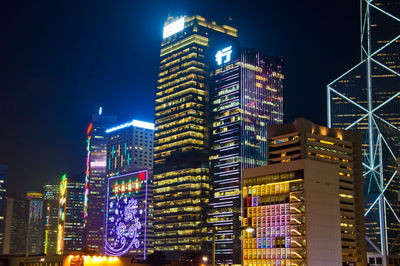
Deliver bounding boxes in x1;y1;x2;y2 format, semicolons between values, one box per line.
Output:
1;0;360;195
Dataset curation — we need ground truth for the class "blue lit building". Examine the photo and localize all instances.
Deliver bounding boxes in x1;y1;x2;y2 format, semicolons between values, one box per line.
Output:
83;109;117;254
208;47;284;264
0;164;7;253
105;119;155;259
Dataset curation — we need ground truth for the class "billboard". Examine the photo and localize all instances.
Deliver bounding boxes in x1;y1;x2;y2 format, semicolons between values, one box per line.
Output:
105;170;148;259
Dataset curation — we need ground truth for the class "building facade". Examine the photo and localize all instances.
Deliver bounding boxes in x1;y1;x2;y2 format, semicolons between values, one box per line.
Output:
6;197;29;255
208;48;283;264
43;184;60;255
0;164;7;253
266;118;366;265
153;15;238;257
105;119;154;175
242;159;342;266
104;170;151;260
327;0;400;259
83;110;117;253
57;174;85;254
105;119;155;259
26;192;43;255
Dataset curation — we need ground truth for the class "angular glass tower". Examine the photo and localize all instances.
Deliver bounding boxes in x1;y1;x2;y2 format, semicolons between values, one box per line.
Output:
153;15;237;256
209;48;283;264
328;0;400;263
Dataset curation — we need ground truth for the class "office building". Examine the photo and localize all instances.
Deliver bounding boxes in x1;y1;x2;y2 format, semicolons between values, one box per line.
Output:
43;184;60;255
26;192;43;255
153;15;238;257
104;170;151;260
327;0;400;259
242;159;342;266
105;120;155;259
56;174;85;254
83;109;117;253
5;197;29;255
0;164;7;253
266;118;366;265
105;119;154;176
208;48;283;264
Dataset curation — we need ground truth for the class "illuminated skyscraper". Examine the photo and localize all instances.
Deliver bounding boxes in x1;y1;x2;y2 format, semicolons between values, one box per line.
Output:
105;119;155;259
209;48;283;264
0;164;7;253
56;174;85;254
266;118;366;265
83;109;117;253
153;15;237;257
43;184;60;255
106;119;154;175
327;0;400;262
26;192;43;255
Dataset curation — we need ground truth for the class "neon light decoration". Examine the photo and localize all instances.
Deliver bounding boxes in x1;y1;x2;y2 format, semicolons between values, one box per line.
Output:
83;136;91;227
105;119;154;133
163;17;185;38
57;174;67;254
105;170;148;258
215;46;232;65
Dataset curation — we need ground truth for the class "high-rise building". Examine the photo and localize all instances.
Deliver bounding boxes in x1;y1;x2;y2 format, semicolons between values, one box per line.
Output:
153;15;238;257
105;119;155;259
6;197;29;255
83;109;117;253
43;184;60;255
208;47;283;264
104;170;151;260
327;0;400;261
266;118;366;265
242;159;342;266
26;192;43;255
105;119;154;175
0;164;7;253
56;174;85;254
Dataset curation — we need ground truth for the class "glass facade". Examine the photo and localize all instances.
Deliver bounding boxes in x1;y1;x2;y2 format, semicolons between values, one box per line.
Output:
242;171;306;266
329;0;400;256
43;184;60;255
8;197;29;255
26;192;43;255
153;15;237;256
83;112;117;253
208;49;283;264
57;174;85;254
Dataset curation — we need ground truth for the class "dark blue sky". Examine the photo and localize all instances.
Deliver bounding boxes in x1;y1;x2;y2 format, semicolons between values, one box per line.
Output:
1;0;360;195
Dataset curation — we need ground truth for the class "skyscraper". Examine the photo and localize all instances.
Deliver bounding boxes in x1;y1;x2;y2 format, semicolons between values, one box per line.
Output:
43;184;60;255
242;159;342;266
83;109;117;253
26;192;43;255
105;119;155;259
0;164;7;253
153;15;238;257
6;197;29;255
208;48;283;264
105;119;154;175
327;0;400;261
266;118;366;265
57;174;85;254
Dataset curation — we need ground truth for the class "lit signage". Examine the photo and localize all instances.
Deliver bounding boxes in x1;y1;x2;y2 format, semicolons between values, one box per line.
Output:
163;17;185;38
215;46;233;65
105;170;148;259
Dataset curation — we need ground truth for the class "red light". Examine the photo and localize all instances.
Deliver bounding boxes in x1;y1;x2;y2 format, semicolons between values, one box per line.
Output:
87;122;93;135
138;171;146;181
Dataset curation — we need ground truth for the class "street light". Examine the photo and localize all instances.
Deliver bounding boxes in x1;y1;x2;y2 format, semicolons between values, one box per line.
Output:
202;256;208;263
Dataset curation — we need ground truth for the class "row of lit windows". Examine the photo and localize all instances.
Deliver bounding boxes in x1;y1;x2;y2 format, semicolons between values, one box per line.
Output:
157;72;204;91
156;109;204;125
158;66;204;86
155;95;202;111
156;117;204;132
156;85;206;104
